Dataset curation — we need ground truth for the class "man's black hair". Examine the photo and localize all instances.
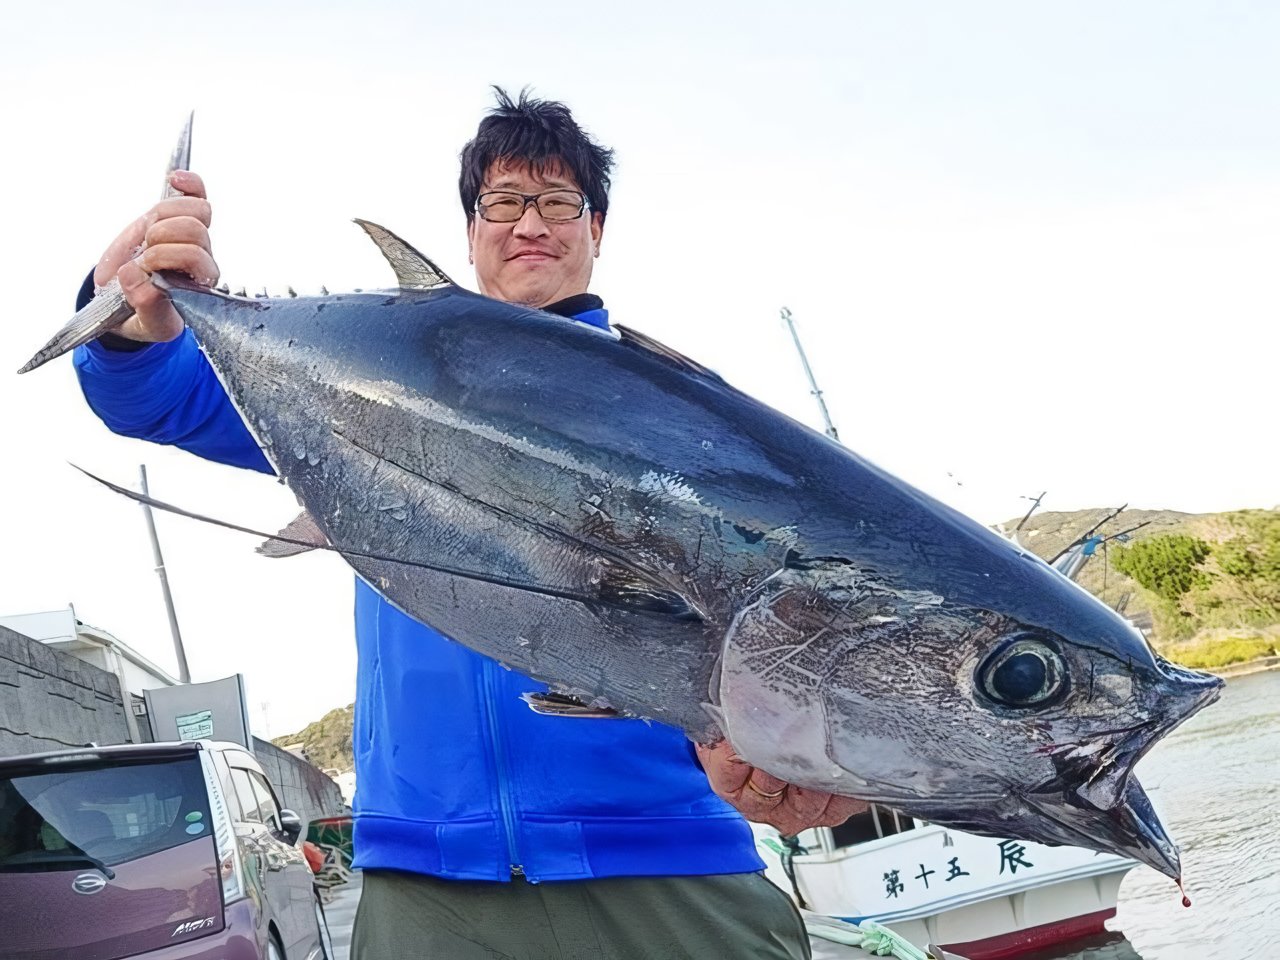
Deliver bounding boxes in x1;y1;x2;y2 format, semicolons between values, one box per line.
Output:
460;86;615;223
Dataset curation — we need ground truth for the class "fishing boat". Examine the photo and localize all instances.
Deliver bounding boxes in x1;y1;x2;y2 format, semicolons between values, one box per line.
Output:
755;810;1135;960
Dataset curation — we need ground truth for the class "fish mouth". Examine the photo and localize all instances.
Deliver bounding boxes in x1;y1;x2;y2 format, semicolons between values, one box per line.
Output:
887;771;1183;880
1062;664;1222;811
899;664;1222;880
1024;775;1182;879
894;771;1184;879
1019;663;1222;879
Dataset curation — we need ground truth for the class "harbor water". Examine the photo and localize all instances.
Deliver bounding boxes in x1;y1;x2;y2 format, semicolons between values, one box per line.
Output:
994;668;1278;960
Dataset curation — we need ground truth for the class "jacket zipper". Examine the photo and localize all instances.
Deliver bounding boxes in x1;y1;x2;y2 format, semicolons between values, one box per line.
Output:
482;659;524;877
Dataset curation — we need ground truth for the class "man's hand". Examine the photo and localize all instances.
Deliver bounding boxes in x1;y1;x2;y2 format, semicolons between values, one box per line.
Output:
696;740;867;836
94;170;217;344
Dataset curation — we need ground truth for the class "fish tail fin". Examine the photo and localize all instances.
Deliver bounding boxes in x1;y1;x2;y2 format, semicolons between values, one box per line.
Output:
19;112;194;375
161;111;194;199
18;279;135;373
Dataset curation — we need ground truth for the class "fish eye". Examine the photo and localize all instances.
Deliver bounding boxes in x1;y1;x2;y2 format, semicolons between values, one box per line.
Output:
979;634;1067;708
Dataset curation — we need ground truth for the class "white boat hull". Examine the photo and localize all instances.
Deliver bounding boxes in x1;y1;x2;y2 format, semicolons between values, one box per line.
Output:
755;822;1134;960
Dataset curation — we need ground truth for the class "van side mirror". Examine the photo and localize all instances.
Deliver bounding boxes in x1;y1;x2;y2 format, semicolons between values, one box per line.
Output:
279;809;303;845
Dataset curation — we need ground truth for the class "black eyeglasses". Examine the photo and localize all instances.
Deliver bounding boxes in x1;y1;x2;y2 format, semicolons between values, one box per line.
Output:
475;190;590;223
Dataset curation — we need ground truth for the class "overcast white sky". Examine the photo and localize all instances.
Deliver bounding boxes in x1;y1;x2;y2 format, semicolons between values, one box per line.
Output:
1;1;1275;737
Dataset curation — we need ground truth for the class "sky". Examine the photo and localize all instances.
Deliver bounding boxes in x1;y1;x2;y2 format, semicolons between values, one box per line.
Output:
0;1;1276;738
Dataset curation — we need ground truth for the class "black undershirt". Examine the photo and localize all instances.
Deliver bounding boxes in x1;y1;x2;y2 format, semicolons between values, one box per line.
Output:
541;293;604;317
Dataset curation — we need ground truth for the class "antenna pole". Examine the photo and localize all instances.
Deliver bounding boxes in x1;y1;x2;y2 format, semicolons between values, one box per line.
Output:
139;465;191;683
780;307;839;441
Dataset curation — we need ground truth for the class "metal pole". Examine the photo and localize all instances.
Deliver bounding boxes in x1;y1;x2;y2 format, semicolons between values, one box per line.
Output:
780;307;840;441
1014;491;1047;534
139;465;191;683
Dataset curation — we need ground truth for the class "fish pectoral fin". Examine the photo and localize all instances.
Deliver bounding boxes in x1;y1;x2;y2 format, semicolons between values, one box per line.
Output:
327;425;705;620
354;219;454;290
597;559;704;620
522;692;623;719
71;464;697;616
257;510;329;558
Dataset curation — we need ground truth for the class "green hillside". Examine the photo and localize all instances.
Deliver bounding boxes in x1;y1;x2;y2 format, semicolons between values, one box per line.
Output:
272;703;354;775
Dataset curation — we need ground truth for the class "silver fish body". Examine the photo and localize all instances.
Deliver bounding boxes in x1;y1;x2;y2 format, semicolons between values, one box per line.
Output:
24;221;1220;880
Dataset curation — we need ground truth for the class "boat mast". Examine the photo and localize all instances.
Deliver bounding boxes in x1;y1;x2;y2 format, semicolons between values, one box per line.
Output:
780;307;840;441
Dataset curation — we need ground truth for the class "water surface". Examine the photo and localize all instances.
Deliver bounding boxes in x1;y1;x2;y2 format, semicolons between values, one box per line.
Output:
1022;668;1277;959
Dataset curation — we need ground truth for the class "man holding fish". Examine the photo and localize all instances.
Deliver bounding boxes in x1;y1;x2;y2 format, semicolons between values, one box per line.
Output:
71;88;862;959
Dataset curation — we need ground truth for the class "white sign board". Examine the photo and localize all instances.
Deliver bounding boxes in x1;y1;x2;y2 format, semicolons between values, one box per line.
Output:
175;709;214;741
145;674;252;750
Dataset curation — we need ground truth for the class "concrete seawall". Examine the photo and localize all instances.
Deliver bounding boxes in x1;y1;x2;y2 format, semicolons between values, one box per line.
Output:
1211;654;1280;679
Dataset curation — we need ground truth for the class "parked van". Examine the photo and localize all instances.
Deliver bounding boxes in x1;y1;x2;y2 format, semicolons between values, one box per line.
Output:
0;740;330;959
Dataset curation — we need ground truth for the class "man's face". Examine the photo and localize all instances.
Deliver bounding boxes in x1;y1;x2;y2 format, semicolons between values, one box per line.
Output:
467;159;604;308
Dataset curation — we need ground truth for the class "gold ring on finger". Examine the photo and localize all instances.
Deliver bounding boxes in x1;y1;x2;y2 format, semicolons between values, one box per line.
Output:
746;779;786;801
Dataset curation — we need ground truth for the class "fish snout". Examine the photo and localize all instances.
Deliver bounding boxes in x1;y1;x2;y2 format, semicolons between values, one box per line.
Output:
1157;660;1224;719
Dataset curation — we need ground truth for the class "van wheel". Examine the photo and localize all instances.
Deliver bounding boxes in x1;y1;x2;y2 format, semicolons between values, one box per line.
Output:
266;934;285;960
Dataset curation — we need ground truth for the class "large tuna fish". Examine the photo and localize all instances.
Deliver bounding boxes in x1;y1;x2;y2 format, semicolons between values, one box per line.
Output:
24;216;1220;886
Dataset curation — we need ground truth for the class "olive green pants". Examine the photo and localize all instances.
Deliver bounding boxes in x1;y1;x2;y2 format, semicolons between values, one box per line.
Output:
351;869;811;960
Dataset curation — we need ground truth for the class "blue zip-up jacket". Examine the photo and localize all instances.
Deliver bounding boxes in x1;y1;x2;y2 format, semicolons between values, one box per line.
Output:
73;284;765;882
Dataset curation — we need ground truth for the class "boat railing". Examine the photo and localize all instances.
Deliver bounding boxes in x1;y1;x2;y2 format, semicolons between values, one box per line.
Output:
801;802;919;857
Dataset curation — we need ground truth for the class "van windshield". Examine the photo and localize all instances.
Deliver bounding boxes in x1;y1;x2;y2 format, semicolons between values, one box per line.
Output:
0;756;213;872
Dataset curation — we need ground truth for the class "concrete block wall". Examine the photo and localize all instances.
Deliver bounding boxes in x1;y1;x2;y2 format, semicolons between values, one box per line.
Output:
253;736;347;827
0;625;131;758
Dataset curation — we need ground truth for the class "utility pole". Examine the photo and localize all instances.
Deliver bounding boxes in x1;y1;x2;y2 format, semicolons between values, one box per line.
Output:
139;465;191;683
780;307;840;441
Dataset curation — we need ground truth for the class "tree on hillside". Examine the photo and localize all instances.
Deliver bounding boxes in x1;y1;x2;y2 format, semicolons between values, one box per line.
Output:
1110;534;1213;640
1213;512;1280;620
1110;534;1213;603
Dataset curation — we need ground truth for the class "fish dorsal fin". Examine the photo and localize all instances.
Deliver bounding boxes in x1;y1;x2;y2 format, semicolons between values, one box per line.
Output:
613;324;725;384
354;219;454;290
